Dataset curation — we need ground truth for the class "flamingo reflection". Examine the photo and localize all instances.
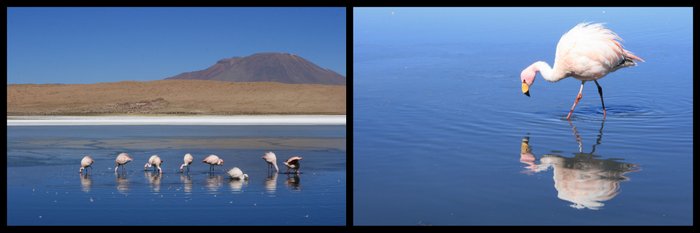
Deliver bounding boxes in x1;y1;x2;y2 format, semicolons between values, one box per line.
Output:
285;173;301;191
205;174;223;193
115;172;129;194
520;120;639;210
80;173;92;193
180;174;193;193
144;171;162;193
229;178;248;193
265;172;278;195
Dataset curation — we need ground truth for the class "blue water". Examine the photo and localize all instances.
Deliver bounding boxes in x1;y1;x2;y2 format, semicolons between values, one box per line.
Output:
7;125;346;225
354;7;692;225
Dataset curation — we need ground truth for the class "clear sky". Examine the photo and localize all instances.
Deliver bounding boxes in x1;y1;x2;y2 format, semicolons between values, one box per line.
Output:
355;7;691;46
8;7;346;84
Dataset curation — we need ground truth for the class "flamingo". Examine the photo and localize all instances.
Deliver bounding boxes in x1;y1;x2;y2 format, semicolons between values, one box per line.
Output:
262;151;279;174
144;154;163;173
283;156;303;174
79;155;94;174
180;153;194;173
114;153;133;173
202;154;224;172
226;167;249;180
520;22;644;119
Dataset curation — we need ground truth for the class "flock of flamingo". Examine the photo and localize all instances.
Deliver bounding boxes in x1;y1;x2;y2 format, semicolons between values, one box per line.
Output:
78;151;303;180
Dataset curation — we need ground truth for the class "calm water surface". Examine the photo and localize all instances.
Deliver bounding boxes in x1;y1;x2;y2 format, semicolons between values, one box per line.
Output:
354;7;692;225
8;125;346;225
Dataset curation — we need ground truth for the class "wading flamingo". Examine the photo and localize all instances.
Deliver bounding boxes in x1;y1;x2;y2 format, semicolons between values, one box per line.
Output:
202;154;224;172
114;153;133;173
520;22;644;120
262;151;279;174
79;155;94;174
227;167;249;180
144;154;163;173
180;153;194;173
283;156;303;174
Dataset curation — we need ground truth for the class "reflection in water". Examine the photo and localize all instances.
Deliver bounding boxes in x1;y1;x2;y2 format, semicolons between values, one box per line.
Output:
80;173;92;193
229;178;248;193
180;174;193;193
115;172;129;194
265;173;278;195
205;174;223;193
285;174;301;191
520;120;639;210
144;171;162;193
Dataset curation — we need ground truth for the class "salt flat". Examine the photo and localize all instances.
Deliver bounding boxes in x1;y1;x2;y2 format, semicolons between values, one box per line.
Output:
7;115;346;126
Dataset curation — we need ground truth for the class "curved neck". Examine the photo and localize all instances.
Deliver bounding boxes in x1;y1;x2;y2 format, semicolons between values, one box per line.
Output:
531;61;564;82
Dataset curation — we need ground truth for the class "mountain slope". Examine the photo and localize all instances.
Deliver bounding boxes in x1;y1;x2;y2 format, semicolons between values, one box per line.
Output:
166;53;345;85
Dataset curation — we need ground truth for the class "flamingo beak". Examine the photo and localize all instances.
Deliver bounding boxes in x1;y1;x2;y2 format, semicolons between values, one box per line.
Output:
522;82;530;97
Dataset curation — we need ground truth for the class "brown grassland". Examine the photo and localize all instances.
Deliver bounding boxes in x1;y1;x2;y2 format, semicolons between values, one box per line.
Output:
7;80;346;116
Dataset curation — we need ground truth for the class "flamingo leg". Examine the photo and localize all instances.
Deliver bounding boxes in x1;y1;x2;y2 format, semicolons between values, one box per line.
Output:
594;80;607;118
566;81;585;120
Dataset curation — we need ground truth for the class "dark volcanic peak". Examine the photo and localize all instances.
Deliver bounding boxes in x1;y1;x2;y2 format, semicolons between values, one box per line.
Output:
166;53;345;85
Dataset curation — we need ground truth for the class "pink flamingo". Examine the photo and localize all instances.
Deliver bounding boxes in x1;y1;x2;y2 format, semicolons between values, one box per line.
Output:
226;167;249;180
114;153;133;173
283;156;303;174
79;155;94;174
202;154;224;172
144;154;163;173
520;22;644;119
180;153;194;173
262;151;279;174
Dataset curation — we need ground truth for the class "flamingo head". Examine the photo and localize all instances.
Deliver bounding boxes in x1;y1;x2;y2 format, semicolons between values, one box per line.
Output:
144;163;152;170
218;159;224;165
520;67;536;97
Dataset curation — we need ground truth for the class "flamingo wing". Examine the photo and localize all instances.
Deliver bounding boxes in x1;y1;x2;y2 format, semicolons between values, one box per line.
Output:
555;22;642;80
286;156;302;164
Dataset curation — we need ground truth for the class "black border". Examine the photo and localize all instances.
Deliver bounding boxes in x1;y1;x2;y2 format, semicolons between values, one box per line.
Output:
3;0;698;230
3;2;350;231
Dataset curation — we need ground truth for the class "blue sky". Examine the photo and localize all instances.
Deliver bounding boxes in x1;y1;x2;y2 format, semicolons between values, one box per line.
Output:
8;7;346;84
354;7;691;47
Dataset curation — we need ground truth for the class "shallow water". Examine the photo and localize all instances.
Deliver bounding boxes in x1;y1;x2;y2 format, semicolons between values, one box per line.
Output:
7;125;346;225
353;8;692;225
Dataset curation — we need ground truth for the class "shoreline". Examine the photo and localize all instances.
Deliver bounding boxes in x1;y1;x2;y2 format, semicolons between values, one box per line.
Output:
7;115;346;126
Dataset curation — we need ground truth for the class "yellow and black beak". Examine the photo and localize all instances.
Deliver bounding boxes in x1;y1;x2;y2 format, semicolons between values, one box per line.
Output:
521;137;531;154
522;82;530;97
